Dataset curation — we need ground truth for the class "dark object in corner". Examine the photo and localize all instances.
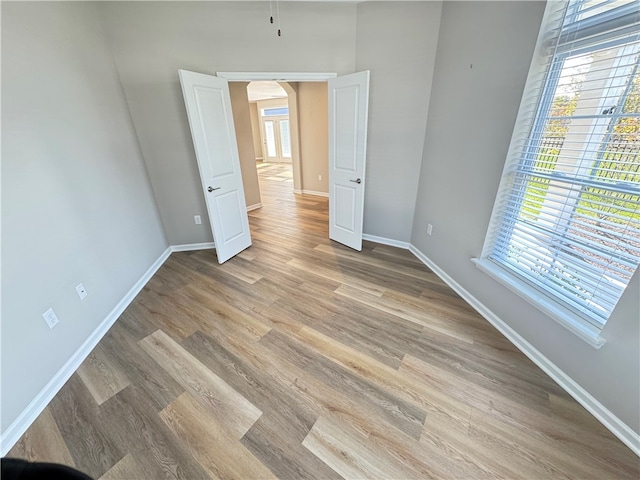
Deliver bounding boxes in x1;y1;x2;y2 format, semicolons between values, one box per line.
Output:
1;458;93;480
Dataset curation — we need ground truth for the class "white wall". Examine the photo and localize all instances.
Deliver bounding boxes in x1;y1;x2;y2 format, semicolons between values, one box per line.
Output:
411;1;640;433
1;2;168;432
98;1;358;245
356;1;442;242
98;1;443;245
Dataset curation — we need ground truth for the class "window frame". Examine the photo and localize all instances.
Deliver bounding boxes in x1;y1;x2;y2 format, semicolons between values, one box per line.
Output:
474;0;640;348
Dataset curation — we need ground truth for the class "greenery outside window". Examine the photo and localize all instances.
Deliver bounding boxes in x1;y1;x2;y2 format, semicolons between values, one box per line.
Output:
475;0;640;346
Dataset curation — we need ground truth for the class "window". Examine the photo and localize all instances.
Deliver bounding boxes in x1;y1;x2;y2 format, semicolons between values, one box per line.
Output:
261;107;289;117
475;0;640;345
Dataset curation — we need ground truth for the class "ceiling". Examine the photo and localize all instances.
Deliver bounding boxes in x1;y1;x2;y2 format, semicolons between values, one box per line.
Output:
247;81;288;103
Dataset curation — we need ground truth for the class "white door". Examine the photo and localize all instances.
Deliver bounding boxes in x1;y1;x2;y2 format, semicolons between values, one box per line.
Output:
257;100;292;163
328;71;370;251
260;116;291;163
261;117;279;162
179;69;252;263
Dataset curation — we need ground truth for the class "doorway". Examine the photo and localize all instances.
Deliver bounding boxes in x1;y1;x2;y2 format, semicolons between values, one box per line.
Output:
218;71;369;252
246;80;330;200
246;81;295;199
257;99;292;163
181;70;369;262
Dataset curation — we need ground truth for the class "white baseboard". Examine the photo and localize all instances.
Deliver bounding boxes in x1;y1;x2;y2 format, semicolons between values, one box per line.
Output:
247;203;263;212
0;246;173;456
408;244;640;456
170;242;215;252
303;190;328;197
293;189;329;198
362;234;410;250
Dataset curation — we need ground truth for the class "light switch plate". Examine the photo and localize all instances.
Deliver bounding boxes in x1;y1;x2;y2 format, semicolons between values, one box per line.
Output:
76;283;87;300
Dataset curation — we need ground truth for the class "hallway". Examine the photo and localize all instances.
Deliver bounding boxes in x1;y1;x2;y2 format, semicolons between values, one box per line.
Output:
252;161;327;233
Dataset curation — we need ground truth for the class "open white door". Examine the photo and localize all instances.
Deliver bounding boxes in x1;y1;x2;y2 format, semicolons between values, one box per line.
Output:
179;69;251;263
328;71;370;251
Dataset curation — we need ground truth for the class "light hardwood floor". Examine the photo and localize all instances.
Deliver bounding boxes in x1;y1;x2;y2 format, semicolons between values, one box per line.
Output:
9;162;639;478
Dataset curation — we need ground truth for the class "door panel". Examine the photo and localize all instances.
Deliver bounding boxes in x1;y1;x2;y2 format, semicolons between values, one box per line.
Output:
279;120;291;158
264;120;277;160
334;89;359;171
334;185;357;232
215;191;245;241
179;69;252;263
328;71;370;251
194;88;235;178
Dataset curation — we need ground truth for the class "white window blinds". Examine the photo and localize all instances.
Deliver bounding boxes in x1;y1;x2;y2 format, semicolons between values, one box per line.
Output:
481;0;640;329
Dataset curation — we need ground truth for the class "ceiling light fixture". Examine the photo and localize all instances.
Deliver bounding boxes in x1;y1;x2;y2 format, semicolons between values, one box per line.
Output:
268;0;282;37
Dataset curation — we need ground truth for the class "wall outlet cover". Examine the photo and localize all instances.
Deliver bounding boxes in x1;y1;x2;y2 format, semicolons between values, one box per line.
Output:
42;308;59;329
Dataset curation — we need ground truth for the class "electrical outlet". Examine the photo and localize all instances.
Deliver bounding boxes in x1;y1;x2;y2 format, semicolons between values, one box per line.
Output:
76;283;87;300
318;174;323;181
427;224;433;236
42;308;59;329
194;215;202;225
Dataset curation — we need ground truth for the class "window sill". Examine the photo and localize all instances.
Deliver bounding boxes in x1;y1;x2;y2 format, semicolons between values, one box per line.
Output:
471;258;606;349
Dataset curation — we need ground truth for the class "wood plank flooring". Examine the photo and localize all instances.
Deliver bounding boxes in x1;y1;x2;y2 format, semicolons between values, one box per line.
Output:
9;162;639;478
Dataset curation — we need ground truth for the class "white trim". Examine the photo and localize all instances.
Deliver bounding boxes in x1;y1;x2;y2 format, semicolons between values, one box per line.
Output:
408;245;640;456
294;189;329;198
472;258;605;349
362;234;410;250
0;247;173;456
217;72;337;82
170;242;215;252
247;203;263;212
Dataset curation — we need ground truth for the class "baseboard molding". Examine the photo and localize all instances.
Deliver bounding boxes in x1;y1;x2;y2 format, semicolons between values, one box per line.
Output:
247;203;263;212
0;246;173;456
408;244;640;456
170;242;215;252
293;189;329;198
362;234;410;250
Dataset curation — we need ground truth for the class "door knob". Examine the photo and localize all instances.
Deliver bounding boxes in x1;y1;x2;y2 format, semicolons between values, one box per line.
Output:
207;186;221;192
350;178;362;184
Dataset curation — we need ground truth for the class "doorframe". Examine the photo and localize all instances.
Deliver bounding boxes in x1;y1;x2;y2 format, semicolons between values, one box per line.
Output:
256;98;292;164
218;72;336;193
217;72;336;82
